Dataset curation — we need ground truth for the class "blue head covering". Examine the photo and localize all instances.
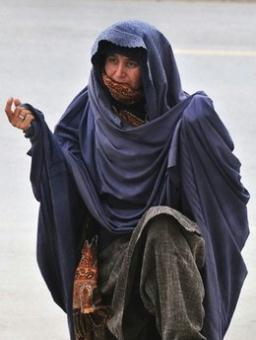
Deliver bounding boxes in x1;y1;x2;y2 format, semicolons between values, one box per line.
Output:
89;20;186;121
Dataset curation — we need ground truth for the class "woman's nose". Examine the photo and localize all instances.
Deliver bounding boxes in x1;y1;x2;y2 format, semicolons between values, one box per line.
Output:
115;62;126;78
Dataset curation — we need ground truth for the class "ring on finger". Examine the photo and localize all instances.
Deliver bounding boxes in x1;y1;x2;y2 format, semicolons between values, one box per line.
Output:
18;114;25;121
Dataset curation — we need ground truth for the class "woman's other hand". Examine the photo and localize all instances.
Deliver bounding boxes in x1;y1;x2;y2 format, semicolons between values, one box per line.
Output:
5;97;35;131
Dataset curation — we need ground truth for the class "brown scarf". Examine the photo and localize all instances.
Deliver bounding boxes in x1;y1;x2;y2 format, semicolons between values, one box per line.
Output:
102;72;143;105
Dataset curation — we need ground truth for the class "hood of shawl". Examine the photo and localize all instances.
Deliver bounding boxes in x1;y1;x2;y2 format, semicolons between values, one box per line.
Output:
90;20;186;120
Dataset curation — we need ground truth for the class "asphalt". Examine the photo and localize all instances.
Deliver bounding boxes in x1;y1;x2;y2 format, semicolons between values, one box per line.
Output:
0;1;255;339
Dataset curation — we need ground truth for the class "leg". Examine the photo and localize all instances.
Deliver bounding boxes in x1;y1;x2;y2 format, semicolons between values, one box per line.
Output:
140;214;206;340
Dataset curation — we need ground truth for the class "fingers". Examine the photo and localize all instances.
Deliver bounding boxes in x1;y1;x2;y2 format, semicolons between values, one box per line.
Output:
14;98;21;106
13;108;35;130
5;97;14;121
19;113;35;131
5;97;35;130
12;105;25;125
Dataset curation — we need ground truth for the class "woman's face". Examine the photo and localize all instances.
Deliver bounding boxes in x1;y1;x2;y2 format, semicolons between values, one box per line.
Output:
104;53;142;90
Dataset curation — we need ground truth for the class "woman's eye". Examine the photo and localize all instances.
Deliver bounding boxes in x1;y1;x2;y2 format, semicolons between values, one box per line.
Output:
127;60;138;68
107;56;117;64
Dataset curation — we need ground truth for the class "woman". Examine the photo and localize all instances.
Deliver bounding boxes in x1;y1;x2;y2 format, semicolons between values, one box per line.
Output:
5;20;249;340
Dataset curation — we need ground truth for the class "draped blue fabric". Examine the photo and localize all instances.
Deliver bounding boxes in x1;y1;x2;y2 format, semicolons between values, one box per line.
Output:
25;20;249;340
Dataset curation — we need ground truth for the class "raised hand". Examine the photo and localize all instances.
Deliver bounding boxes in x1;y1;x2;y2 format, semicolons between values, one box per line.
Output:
5;97;35;131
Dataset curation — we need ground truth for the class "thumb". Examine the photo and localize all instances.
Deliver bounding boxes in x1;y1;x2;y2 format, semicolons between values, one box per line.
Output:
13;98;22;107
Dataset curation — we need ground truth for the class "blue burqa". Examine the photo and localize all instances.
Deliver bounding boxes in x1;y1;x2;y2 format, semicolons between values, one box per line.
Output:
25;20;249;340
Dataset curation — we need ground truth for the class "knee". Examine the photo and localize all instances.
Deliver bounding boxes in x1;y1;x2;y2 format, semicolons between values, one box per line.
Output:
145;214;186;249
145;214;205;270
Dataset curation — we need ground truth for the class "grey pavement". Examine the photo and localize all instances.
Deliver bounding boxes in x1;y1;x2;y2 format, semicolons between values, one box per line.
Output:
0;1;255;339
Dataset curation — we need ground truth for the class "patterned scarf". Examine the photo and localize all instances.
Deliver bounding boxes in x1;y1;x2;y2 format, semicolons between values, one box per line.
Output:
102;72;143;105
73;236;112;340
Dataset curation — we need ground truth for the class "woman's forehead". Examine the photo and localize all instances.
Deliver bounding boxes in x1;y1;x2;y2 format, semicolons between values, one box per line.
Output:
98;41;145;60
106;52;138;61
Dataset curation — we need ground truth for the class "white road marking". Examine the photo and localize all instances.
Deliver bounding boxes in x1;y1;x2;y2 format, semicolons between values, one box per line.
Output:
174;49;256;57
